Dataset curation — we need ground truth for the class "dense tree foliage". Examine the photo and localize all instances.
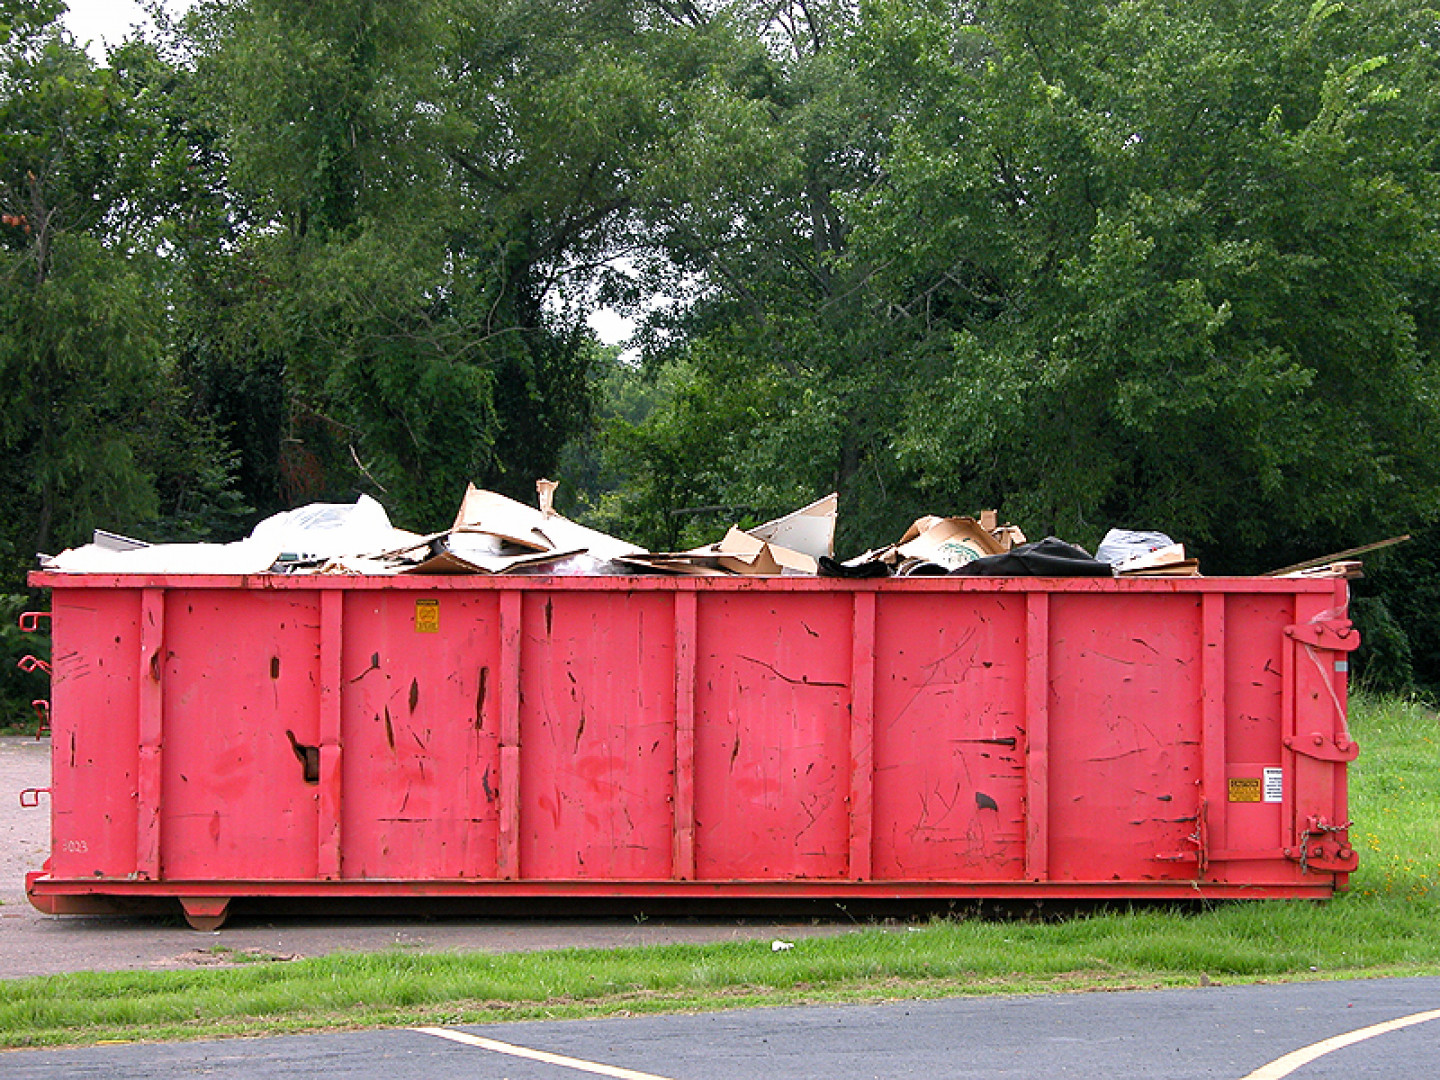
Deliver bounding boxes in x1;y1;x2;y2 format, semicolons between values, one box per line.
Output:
2;0;1440;708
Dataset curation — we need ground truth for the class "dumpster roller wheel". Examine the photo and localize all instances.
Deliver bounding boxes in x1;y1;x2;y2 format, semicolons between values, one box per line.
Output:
180;897;231;931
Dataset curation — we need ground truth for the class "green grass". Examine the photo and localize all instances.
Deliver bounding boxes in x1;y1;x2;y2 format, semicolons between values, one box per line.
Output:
3;692;1438;1050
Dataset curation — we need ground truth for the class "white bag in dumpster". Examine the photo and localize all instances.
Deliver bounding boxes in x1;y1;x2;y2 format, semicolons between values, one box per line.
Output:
1095;529;1174;566
40;536;285;575
249;494;422;561
40;495;422;574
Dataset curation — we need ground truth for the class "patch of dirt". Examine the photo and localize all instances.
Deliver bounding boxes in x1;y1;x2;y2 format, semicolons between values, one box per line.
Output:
159;947;303;968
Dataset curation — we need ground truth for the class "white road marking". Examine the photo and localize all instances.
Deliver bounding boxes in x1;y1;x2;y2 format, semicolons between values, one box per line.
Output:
1240;1007;1440;1079
413;1026;680;1080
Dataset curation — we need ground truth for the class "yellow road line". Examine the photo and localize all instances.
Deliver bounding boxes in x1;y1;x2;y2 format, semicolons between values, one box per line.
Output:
413;1026;680;1080
1241;1007;1440;1080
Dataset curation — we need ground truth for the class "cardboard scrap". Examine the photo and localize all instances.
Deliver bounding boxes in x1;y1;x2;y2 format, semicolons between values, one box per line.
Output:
747;493;837;560
893;516;1006;572
1113;543;1200;577
620;493;837;576
835;510;1025;576
1280;560;1364;580
619;529;803;576
977;511;1027;551
401;482;644;574
1263;535;1408;577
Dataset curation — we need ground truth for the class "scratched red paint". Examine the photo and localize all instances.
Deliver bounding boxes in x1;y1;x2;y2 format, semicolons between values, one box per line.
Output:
25;573;1360;927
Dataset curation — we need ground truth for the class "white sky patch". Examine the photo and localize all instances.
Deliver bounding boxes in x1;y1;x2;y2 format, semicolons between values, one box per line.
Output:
587;308;635;347
62;0;194;61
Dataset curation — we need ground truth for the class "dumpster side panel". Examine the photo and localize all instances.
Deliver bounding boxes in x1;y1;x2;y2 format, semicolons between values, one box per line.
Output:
28;575;1359;910
339;591;502;879
1046;593;1204;882
693;592;851;879
47;590;143;880
160;590;321;881
870;593;1027;880
518;591;677;879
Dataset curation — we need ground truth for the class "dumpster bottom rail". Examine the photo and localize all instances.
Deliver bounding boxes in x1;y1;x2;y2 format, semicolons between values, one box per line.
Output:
28;874;1344;929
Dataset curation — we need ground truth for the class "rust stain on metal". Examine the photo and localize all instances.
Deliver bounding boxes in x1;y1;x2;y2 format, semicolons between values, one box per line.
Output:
976;792;999;811
475;665;488;728
408;677;419;713
270;656;281;679
383;708;395;750
544;597;553;636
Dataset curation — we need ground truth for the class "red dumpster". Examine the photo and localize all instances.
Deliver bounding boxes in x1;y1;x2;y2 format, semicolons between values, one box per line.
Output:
23;573;1358;928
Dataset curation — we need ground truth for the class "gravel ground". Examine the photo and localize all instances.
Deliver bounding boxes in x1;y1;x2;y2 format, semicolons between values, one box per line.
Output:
0;737;857;981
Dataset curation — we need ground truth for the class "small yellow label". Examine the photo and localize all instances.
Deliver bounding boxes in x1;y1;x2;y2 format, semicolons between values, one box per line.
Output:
1229;777;1262;803
414;598;440;633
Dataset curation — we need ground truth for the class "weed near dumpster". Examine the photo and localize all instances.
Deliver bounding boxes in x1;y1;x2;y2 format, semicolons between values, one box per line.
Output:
1;692;1436;1050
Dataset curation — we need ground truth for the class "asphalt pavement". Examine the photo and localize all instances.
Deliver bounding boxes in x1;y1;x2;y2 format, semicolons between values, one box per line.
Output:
3;975;1438;1078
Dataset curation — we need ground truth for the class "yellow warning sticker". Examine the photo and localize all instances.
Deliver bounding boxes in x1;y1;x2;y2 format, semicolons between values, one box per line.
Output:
414;598;440;633
1229;777;1262;803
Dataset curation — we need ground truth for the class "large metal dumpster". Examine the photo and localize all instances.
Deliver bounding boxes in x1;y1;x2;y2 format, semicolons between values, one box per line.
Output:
23;573;1359;928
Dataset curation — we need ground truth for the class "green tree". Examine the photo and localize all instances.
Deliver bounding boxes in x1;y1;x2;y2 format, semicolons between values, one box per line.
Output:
176;0;723;527
851;0;1440;566
0;5;177;574
615;1;938;550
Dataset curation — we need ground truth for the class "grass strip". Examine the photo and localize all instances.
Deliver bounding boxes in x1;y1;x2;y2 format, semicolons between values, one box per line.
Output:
2;691;1437;1050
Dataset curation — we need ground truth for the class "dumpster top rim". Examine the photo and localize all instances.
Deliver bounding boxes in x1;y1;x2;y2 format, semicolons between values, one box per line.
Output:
28;570;1348;594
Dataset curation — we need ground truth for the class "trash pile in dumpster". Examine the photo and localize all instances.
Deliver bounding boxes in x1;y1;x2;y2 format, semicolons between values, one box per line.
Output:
37;480;1368;579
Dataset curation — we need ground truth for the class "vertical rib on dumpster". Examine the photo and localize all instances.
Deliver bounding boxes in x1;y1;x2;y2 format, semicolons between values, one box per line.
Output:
1280;593;1298;856
848;590;876;881
318;590;343;879
498;589;521;879
137;587;164;879
1200;593;1227;875
1024;591;1050;882
1330;580;1354;889
673;589;697;880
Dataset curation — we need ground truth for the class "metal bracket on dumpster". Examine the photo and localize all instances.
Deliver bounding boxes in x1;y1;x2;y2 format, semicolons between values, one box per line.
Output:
1156;800;1210;875
19;787;50;808
1284;620;1360;653
1285;816;1357;874
17;654;51;675
30;699;50;739
18;611;50;633
1284;732;1360;762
